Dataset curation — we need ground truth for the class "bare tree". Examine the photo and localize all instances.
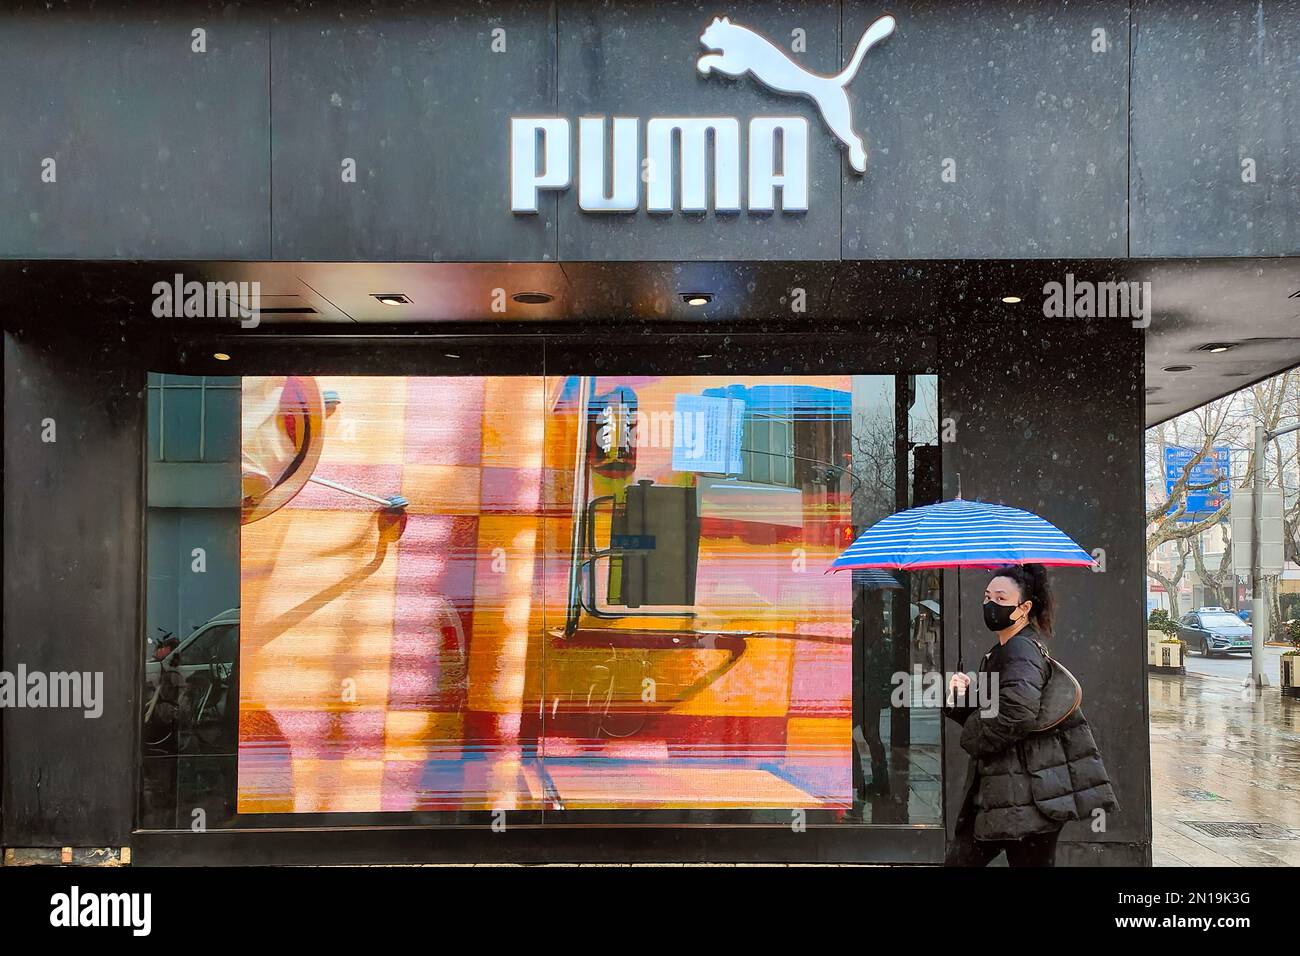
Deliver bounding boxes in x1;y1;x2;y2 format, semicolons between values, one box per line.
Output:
1145;397;1237;618
1145;368;1300;633
1148;537;1193;620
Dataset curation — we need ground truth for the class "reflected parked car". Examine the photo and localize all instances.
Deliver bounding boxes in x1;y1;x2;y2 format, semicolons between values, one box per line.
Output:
145;608;239;695
144;608;239;752
1177;607;1254;657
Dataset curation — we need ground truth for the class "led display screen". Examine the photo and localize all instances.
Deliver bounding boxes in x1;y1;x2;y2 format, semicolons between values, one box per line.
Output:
235;374;865;813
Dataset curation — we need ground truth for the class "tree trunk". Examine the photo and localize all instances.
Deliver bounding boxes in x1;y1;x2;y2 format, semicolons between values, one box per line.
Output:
1150;567;1183;621
1269;576;1283;641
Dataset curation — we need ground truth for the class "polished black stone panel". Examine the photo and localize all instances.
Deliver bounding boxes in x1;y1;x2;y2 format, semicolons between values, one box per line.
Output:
1130;0;1300;257
269;0;557;261
842;0;1129;259
5;0;1297;263
0;2;271;259
3;330;144;845
939;316;1151;858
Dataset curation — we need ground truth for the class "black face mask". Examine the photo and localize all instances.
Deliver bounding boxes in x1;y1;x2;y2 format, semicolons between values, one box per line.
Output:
983;600;1021;632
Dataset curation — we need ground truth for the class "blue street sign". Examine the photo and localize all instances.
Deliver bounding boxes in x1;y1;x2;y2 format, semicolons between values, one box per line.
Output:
1164;446;1231;520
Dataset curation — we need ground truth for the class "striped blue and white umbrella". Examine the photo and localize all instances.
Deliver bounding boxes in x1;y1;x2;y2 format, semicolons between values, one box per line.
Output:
830;498;1094;572
830;498;1093;670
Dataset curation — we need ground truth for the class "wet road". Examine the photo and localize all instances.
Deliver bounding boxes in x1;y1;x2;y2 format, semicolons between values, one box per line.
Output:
1183;643;1287;683
1150;654;1300;866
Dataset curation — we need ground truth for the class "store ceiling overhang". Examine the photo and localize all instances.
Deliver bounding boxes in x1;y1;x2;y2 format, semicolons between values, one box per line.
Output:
1;256;1296;428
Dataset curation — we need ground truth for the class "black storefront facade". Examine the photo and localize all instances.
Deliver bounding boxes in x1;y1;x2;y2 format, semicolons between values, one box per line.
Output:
1;0;1298;868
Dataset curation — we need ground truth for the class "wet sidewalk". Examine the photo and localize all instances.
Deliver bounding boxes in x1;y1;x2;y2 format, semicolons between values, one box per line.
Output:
1150;666;1300;866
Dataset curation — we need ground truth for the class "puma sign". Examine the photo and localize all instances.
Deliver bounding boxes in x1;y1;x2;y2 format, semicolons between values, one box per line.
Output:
697;14;895;174
510;13;897;214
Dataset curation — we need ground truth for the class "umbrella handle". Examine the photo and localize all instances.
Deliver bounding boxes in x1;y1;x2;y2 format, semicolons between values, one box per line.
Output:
955;567;964;673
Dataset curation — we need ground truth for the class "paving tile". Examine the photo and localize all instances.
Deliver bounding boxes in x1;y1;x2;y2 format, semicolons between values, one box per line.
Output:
1151;670;1300;868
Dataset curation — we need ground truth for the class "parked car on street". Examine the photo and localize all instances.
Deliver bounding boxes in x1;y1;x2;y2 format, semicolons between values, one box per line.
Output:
1177;607;1254;657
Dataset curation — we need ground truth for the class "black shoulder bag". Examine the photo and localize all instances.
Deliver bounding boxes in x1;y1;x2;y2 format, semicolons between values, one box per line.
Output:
1029;639;1082;732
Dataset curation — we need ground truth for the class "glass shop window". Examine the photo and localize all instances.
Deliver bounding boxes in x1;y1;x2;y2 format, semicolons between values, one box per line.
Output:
141;369;942;831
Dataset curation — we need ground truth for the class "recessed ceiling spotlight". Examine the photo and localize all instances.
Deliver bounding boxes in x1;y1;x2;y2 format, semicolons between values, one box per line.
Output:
697;353;714;359
681;293;713;306
1196;343;1237;353
372;293;411;306
1162;364;1195;372
445;353;461;359
1001;295;1022;304
512;291;553;304
213;352;231;361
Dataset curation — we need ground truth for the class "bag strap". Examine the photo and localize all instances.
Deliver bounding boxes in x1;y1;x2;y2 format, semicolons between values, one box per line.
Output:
1031;639;1060;681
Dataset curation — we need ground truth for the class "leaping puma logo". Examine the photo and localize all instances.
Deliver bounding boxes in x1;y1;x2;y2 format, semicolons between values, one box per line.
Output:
698;14;896;173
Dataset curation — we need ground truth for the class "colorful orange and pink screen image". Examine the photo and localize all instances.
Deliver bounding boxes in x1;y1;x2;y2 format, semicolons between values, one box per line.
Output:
238;374;857;813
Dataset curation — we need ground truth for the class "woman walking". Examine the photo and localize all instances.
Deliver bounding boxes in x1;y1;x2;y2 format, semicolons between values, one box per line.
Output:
943;563;1119;866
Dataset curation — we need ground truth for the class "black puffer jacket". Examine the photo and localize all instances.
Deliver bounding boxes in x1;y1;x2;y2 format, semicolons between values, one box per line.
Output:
943;628;1119;841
